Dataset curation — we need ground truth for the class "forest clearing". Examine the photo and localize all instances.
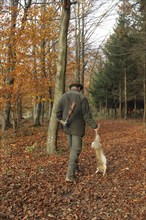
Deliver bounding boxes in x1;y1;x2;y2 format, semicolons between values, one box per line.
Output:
1;119;145;220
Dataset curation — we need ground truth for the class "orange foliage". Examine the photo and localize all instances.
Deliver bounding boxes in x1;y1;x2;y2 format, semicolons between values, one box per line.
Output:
0;3;59;110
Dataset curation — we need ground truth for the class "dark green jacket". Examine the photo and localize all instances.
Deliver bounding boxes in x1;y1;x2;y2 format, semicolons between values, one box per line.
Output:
56;90;97;137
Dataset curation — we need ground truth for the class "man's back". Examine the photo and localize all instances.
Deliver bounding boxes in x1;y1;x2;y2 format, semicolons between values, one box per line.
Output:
56;89;97;137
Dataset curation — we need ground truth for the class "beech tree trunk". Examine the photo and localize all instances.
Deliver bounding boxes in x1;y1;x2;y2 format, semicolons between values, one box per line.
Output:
33;0;46;126
33;95;42;127
11;95;22;130
74;2;81;80
46;0;71;154
2;100;11;131
2;0;18;131
80;0;85;87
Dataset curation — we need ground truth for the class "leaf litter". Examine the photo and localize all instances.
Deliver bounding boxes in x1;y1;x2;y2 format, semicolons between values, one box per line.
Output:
0;119;146;219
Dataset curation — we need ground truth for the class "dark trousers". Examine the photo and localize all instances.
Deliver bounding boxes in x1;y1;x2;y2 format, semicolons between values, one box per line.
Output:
66;135;82;178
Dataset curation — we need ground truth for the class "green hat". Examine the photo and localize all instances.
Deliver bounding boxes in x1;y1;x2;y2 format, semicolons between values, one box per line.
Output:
69;81;83;90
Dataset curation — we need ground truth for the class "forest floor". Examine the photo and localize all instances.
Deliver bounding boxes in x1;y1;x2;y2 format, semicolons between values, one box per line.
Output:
0;119;146;220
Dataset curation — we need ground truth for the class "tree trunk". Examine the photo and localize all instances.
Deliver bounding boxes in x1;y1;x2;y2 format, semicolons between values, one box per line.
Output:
48;87;53;120
33;0;47;126
74;5;79;79
33;96;42;126
119;80;122;119
143;8;146;123
80;0;85;89
2;0;18;131
143;62;146;123
124;67;127;120
46;0;71;154
2;0;32;131
33;100;42;126
134;95;137;110
40;102;45;124
2;100;11;131
105;89;108;115
74;2;81;80
139;0;146;124
11;95;22;131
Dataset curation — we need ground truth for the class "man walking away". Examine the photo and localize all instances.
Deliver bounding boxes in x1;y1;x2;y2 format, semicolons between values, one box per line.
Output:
56;81;99;182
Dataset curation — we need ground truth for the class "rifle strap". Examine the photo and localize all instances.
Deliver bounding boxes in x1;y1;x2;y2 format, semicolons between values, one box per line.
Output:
65;93;83;120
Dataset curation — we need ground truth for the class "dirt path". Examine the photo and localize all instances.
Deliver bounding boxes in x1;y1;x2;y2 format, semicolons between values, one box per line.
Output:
0;119;146;219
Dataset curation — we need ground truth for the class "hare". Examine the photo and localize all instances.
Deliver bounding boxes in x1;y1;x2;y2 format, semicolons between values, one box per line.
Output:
91;131;107;176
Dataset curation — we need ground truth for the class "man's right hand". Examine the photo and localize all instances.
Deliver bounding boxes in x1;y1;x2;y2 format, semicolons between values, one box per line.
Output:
94;124;100;134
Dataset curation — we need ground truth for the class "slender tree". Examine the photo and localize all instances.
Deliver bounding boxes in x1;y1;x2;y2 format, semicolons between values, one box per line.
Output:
1;0;32;131
33;0;46;126
139;0;146;122
1;0;18;131
46;0;72;154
